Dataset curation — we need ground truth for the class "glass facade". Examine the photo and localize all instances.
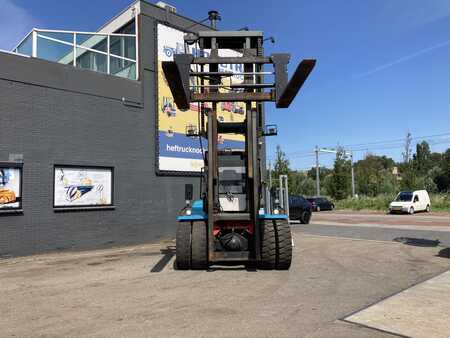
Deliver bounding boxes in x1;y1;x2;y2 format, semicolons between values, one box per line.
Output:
16;34;33;55
12;27;137;80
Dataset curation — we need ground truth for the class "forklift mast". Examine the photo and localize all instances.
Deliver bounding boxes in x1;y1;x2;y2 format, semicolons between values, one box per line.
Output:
165;30;315;269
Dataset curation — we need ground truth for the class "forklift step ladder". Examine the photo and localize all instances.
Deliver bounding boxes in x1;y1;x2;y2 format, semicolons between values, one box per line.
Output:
165;29;315;270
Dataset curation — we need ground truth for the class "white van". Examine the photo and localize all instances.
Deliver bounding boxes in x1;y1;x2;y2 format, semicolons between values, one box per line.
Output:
389;190;431;214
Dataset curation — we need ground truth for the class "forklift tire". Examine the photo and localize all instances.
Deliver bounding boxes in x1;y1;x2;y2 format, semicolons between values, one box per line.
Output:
176;222;192;270
275;220;292;270
259;220;277;269
191;222;208;270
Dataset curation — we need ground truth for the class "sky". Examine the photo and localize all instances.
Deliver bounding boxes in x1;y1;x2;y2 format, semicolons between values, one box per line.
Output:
2;0;450;170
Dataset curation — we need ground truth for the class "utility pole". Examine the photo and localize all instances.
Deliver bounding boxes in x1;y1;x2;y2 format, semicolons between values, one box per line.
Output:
315;146;320;196
350;151;355;198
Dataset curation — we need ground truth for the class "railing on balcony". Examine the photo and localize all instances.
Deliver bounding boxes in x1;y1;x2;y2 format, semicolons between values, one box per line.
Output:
13;29;138;80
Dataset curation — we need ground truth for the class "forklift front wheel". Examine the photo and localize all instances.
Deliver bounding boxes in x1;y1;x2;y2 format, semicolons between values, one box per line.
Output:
259;220;277;269
191;222;208;270
276;220;292;270
176;222;192;270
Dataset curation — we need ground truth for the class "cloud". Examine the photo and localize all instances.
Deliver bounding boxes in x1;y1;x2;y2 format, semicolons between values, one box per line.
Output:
381;0;450;31
355;40;450;78
0;0;38;51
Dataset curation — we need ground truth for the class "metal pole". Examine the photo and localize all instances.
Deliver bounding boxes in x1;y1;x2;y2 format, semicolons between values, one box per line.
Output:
32;30;37;58
284;175;289;221
107;35;110;75
279;175;289;220
279;175;284;209
268;161;272;213
315;146;320;196
268;161;272;190
350;151;355;198
73;33;76;67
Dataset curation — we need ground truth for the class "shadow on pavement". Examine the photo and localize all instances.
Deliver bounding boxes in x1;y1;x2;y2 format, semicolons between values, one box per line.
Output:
437;247;450;259
393;237;440;247
150;245;176;273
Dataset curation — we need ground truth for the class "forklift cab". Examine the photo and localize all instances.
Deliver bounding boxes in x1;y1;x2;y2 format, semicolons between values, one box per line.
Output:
201;149;248;213
218;150;247;213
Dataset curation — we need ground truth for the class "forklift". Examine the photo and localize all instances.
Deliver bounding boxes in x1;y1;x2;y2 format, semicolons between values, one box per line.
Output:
162;27;315;270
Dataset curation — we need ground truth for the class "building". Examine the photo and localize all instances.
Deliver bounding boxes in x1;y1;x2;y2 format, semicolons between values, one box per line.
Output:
0;1;238;256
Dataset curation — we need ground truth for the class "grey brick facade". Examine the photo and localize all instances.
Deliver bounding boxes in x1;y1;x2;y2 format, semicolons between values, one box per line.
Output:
0;2;208;256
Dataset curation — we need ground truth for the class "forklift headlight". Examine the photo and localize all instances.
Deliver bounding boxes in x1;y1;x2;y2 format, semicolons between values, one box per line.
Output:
185;209;192;216
274;209;279;215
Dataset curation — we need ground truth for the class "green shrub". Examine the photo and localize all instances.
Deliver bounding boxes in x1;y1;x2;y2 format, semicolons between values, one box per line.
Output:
430;194;450;211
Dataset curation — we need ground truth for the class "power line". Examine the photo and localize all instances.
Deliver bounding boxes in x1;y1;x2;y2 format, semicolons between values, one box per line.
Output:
268;132;450;160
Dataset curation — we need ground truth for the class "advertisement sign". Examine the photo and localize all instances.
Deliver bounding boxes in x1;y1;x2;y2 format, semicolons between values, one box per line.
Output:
0;165;22;210
54;166;113;208
157;23;246;173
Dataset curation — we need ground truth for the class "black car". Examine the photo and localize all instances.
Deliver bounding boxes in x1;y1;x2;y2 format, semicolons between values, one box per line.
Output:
289;195;312;224
307;197;334;212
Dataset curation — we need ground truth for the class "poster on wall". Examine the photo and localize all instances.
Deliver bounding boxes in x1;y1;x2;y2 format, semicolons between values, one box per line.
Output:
54;166;113;208
157;23;246;174
0;164;22;210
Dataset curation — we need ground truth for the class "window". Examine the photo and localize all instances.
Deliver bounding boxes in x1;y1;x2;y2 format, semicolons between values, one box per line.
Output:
218;153;246;195
396;192;413;202
114;20;136;35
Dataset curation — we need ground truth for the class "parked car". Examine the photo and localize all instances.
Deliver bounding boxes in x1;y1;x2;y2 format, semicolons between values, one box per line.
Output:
306;197;335;212
389;190;431;214
289;195;312;224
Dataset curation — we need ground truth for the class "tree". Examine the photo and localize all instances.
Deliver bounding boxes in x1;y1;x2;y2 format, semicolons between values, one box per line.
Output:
413;141;431;175
354;154;397;196
306;166;332;182
402;132;413;163
289;171;316;196
400;164;417;190
400;132;416;190
273;145;289;178
434;148;450;192
327;148;351;200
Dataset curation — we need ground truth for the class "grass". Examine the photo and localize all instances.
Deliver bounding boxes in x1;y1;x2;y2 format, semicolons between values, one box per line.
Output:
431;194;450;212
335;193;450;212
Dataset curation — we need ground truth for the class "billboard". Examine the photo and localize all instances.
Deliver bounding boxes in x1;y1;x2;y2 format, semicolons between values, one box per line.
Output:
0;165;22;210
54;166;113;208
157;23;246;174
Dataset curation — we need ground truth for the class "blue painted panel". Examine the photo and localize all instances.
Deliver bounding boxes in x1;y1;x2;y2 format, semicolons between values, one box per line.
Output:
177;215;207;222
258;214;288;220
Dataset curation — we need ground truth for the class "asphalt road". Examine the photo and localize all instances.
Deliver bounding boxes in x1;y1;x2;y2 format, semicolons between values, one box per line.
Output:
294;223;450;248
294;211;450;248
1;212;450;337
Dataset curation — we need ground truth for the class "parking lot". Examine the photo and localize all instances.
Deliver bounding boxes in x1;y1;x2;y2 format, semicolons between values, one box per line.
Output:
1;211;450;337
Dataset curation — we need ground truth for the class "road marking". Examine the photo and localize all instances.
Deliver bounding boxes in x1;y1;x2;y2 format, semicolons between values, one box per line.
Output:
310;221;450;232
345;269;450;338
318;212;450;221
296;233;400;244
